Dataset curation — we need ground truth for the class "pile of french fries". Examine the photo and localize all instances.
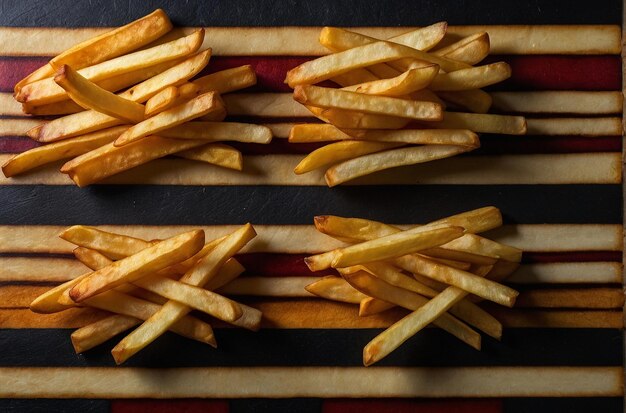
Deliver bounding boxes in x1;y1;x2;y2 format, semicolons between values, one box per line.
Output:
286;25;527;186
30;224;261;364
4;9;273;186
304;206;522;365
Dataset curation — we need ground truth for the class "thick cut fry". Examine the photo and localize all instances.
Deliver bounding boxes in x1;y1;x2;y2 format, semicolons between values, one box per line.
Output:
14;65;56;95
430;62;511;91
54;65;145;123
71;314;140;353
394;255;518;307
437;90;492;114
308;106;410;130
29;271;91;314
325;144;471;187
144;85;180;116
61;225;153;259
193;65;257;94
294;140;403;174
295;86;442;121
177;143;243;171
343;271;480;352
69;230;205;302
433;32;491;65
305;275;368;304
359;297;395;316
431;112;527;135
111;224;256;364
1;126;128;178
16;30;205;106
342;129;479;147
114;92;224;146
332;226;464;268
288;123;354;143
162;122;273;143
341;66;439;97
363;285;470;366
35;50;211;142
61;136;206;187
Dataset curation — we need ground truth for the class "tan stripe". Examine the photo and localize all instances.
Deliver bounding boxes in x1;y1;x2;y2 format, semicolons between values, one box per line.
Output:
0;119;41;136
0;257;87;282
526;117;623;136
0;153;620;185
491;91;624;115
0;93;23;116
217;276;318;297
514;288;624;309
224;94;311;117
0;25;620;56
508;262;623;284
1;300;622;329
0;224;619;254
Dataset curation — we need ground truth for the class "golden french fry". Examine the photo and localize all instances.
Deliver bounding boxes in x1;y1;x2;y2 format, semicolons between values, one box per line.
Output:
294;140;403;174
294;85;442;121
177;143;243;171
69;229;205;302
114;92;224;146
61;225;153;259
34;50;211;142
288;123;354;143
411;89;446;106
331;226;464;268
144;85;180;116
341;129;479;147
71;314;140;353
359;261;435;297
325;144;471;187
307;105;410;130
16;30;204;106
54;65;146;123
441;234;523;263
359;296;395;316
366;62;403;79
436;89;492;113
341;66;438;97
60;136;206;187
430;112;527;135
433;32;490;65
305;275;369;304
1;126;128;178
420;255;472;271
331;69;379;87
394;255;518;307
14;65;56;95
193;65;257;94
363;285;471;366
161;122;273;143
430;62;511;91
486;259;522;282
29;271;91;314
111;224;256;364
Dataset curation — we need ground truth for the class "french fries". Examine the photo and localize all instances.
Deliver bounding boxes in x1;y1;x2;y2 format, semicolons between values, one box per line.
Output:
305;207;521;365
177;143;243;171
304;275;369;304
342;66;439;96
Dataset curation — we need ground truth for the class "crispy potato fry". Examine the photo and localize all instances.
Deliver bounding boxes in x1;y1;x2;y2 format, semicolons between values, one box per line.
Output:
343;271;480;354
441;234;523;263
71;314;140;353
1;126;128;178
161;122;272;143
331;68;379;87
29;271;91;313
419;255;472;270
144;85;180;116
16;30;205;106
366;62;404;79
359;261;435;297
61;225;153;259
341;66;439;96
177;143;243;171
288;123;354;143
331;226;464;268
363;284;470;365
325;144;471;187
342;129;479;147
294;140;403;174
486;259;521;282
69;229;205;302
111;224;256;364
359;296;395;316
305;275;369;304
430;112;527;135
60;136;206;187
307;105;410;130
433;32;490;65
294;85;442;121
411;89;446;106
14;64;56;95
430;62;511;91
54;65;145;123
193;65;257;94
114;92;224;146
35;50;211;142
436;90;492;113
394;255;518;307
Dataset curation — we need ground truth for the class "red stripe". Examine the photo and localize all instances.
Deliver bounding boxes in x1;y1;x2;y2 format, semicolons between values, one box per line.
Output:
238;252;337;278
323;399;502;413
0;55;620;93
111;399;228;413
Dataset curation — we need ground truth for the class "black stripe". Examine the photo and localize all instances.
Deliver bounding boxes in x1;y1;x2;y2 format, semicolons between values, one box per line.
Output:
504;398;623;413
0;0;621;26
0;185;620;225
0;328;621;367
0;399;109;413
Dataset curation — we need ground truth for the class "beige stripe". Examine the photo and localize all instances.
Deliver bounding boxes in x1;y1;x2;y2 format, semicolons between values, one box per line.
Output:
0;366;621;398
0;257;86;282
0;93;23;116
0;224;620;254
0;153;620;185
0;25;620;56
526;117;623;136
508;262;622;284
491;91;624;115
224;93;311;117
217;276;317;297
0;119;41;136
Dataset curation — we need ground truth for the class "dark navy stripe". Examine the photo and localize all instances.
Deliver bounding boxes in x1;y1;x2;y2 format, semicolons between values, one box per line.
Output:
0;328;621;367
0;185;620;225
0;0;621;26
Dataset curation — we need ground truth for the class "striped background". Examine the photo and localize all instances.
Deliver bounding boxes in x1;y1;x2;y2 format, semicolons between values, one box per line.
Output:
0;0;623;412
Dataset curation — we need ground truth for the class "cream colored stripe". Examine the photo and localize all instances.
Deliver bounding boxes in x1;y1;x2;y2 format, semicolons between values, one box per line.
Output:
224;93;311;117
0;93;23;116
0;25;620;56
0;153;620;185
508;262;622;284
217;276;317;297
0;224;620;254
0;366;621;398
491;91;624;115
526;117;623;136
0;118;41;136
